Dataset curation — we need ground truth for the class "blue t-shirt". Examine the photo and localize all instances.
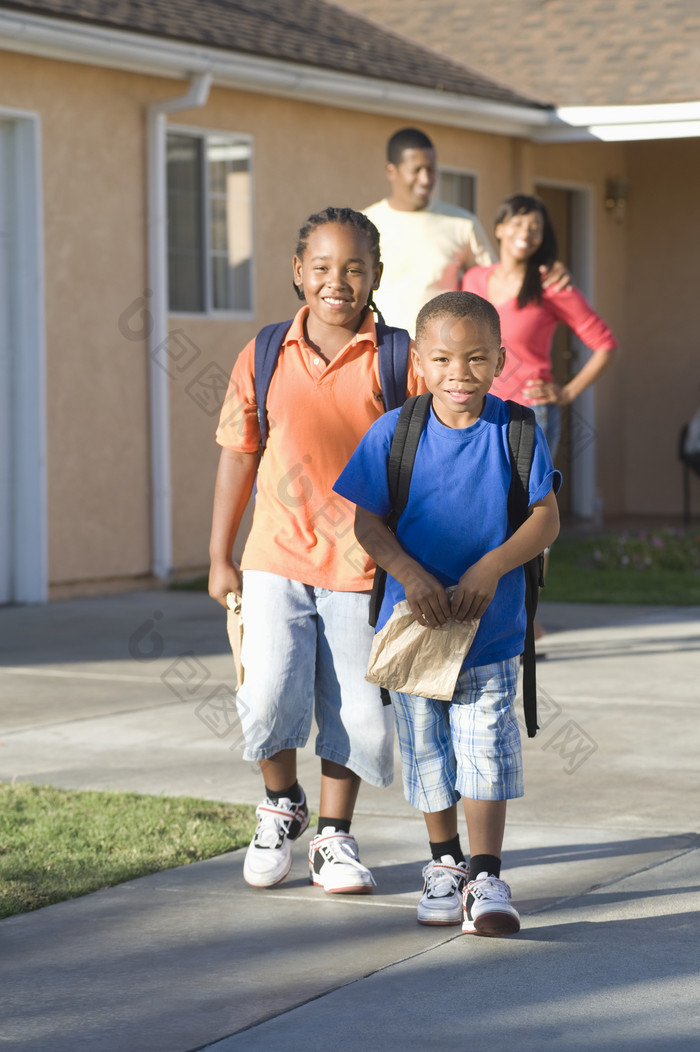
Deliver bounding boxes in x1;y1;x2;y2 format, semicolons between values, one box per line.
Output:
334;394;561;668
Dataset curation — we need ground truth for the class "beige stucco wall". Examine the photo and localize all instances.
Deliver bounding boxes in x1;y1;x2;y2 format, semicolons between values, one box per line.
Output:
6;46;685;596
1;52;153;589
624;138;700;517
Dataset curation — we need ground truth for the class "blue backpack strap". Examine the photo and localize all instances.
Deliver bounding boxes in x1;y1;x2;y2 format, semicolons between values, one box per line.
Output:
375;311;411;412
506;400;543;739
368;394;432;630
254;320;293;452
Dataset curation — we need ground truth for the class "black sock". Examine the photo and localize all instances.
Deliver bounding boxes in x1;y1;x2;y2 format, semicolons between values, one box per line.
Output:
265;781;304;805
429;836;465;864
317;816;351;835
469;854;501;881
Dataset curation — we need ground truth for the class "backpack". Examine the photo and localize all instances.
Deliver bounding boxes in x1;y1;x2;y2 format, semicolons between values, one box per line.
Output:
368;393;545;738
253;314;411;451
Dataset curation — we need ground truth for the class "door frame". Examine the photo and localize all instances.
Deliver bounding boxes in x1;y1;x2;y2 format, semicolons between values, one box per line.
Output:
0;107;47;603
534;177;597;519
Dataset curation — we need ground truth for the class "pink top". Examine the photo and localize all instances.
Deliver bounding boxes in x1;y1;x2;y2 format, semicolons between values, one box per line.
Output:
462;264;617;403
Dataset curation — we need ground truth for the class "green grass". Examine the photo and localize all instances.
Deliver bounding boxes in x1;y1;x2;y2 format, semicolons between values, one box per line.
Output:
0;782;257;919
174;528;700;607
545;528;700;605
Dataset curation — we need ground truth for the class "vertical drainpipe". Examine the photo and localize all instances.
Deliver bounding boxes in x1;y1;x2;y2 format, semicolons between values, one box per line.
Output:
147;71;212;579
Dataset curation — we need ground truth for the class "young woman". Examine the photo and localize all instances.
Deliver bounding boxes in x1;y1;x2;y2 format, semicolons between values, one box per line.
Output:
462;194;617;459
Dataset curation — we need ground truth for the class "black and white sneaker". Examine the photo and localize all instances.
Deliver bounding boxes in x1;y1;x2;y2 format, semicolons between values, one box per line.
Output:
417;855;469;925
462;871;520;936
243;792;309;888
308;828;375;894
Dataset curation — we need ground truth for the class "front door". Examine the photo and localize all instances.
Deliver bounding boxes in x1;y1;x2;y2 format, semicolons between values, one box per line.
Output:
535;182;596;520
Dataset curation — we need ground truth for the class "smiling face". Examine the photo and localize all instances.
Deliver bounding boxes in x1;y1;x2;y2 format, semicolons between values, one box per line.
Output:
412;314;505;429
292;222;382;333
386;147;436;212
495;209;544;263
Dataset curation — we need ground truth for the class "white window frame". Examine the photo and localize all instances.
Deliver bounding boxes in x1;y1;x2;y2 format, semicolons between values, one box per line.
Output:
166;124;255;320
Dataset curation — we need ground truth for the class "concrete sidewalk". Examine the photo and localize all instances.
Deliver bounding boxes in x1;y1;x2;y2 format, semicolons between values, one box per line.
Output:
1;592;699;1051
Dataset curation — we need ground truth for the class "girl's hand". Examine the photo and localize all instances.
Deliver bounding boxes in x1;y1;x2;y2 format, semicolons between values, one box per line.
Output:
208;560;243;609
403;567;452;628
451;558;500;623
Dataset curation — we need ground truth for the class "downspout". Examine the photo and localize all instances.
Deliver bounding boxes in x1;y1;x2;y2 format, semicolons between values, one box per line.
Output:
147;72;212;579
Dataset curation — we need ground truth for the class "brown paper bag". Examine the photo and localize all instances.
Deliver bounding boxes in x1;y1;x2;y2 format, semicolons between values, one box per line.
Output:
226;591;244;690
366;597;479;701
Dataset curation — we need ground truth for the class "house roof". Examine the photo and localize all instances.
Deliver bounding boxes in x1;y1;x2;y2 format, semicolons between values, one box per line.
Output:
328;0;700;107
0;0;546;109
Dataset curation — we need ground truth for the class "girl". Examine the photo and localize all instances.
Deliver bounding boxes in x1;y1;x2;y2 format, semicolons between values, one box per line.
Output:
208;207;420;895
462;193;617;459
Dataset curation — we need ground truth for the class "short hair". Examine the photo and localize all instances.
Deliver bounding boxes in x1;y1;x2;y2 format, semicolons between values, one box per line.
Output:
415;291;501;347
293;206;381;302
387;127;435;165
494;194;557;309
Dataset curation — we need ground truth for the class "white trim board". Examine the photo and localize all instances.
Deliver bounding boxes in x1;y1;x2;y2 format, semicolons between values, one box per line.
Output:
0;107;47;603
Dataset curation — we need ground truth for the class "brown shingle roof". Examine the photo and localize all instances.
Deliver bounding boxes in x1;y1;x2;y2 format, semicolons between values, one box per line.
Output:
0;0;547;108
328;0;700;106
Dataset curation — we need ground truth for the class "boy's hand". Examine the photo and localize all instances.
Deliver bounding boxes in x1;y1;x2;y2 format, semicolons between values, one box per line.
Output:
451;557;500;622
403;566;452;628
209;560;243;609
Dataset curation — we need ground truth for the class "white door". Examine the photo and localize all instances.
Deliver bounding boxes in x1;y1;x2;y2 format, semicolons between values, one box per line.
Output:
0;121;12;603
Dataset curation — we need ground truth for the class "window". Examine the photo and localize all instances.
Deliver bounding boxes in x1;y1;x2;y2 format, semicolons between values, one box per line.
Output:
436;168;476;213
166;131;253;314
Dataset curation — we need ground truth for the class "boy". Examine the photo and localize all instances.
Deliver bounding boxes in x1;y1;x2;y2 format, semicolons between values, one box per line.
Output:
334;291;560;935
364;127;495;335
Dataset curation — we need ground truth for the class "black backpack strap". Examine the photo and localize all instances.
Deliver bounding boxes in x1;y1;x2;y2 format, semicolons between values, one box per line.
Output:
506;401;542;739
254;320;293;452
369;394;432;628
375;312;411;412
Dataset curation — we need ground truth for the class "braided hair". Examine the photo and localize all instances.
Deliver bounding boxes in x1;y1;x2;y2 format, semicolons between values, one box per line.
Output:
293;206;381;306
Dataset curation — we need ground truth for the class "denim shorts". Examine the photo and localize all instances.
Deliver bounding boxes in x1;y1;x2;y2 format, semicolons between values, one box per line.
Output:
532;403;561;461
236;570;394;787
390;657;523;812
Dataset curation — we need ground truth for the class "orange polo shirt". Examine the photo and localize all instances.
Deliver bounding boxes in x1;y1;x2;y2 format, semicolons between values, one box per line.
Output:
216;306;422;591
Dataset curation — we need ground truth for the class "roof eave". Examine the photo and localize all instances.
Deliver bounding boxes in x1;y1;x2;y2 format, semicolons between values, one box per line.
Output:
536;102;700;143
0;8;550;136
3;10;698;143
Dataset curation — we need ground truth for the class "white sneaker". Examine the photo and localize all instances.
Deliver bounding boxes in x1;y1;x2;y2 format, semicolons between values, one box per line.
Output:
308;828;375;894
462;871;521;936
243;793;309;888
417;855;469;926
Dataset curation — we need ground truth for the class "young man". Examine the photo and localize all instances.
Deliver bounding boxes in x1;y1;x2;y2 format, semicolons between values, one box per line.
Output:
364;127;495;335
334;291;560;935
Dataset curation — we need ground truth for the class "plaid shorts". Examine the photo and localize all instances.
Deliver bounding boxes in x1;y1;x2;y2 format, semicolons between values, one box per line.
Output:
390;657;523;812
